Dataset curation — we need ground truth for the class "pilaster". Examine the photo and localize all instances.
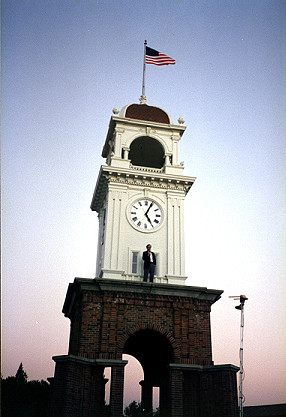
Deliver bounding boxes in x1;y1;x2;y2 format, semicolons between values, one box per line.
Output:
170;368;184;417
110;364;126;417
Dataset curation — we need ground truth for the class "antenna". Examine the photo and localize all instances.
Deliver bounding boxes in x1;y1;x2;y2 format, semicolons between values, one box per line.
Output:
229;295;248;417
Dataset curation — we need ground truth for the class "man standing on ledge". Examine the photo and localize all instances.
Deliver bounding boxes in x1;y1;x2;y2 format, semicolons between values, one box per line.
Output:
143;244;156;283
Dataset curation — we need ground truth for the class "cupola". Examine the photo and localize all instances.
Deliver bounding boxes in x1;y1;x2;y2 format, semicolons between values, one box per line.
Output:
101;102;186;176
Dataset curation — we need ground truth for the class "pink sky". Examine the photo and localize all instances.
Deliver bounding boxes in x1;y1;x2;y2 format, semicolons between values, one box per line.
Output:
2;0;285;408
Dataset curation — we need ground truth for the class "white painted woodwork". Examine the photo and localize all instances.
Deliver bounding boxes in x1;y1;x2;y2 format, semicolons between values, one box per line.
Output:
91;104;195;285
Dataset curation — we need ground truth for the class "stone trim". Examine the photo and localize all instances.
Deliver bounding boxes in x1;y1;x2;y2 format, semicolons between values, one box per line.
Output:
52;354;128;368
169;363;239;372
63;277;223;317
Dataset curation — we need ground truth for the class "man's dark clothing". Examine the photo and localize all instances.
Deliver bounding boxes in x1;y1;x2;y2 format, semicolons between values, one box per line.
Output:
142;250;156;282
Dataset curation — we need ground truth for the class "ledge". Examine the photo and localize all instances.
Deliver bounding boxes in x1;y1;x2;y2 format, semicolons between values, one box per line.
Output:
52;355;238;373
63;277;223;317
169;363;239;373
52;354;128;368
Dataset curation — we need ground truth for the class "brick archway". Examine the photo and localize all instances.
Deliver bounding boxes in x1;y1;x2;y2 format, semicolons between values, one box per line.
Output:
49;278;239;417
123;328;174;381
119;322;180;362
123;328;175;414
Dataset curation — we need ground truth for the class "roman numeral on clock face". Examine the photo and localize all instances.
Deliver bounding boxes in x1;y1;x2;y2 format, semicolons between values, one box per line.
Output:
129;199;163;230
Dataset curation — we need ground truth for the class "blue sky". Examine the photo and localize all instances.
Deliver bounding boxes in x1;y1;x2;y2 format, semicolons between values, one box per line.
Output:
2;0;286;407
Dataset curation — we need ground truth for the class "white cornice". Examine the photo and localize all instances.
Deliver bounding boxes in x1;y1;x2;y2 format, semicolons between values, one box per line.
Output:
111;115;186;131
90;165;196;212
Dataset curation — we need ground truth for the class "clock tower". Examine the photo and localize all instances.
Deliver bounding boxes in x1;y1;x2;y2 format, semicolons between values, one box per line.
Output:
91;103;195;284
49;101;239;417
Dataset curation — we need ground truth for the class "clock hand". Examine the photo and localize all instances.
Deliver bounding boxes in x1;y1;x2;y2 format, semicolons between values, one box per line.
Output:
145;212;154;228
145;202;153;217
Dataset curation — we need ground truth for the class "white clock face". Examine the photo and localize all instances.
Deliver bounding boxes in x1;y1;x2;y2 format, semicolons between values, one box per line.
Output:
130;199;163;231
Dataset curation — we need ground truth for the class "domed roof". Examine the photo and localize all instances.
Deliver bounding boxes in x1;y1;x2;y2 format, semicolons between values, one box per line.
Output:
119;103;173;124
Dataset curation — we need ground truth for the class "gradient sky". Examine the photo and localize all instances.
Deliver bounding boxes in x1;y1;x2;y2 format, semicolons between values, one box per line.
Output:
2;0;286;408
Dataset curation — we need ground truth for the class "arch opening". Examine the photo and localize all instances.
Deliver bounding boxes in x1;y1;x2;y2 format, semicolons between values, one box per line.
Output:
122;354;144;409
123;329;174;414
129;137;165;169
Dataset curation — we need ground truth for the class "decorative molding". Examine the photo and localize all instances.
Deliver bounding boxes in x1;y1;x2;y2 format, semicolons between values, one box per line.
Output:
62;277;223;318
115;127;125;134
91;166;195;213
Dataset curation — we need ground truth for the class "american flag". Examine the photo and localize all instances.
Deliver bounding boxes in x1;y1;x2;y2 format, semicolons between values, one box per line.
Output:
145;46;176;66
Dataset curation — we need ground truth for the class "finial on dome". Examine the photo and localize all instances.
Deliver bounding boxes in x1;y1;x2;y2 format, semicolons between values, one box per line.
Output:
139;95;147;104
178;116;185;125
112;107;119;115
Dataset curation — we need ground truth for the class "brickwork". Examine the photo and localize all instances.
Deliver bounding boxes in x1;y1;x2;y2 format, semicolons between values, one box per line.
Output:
183;366;239;417
202;368;238;417
49;357;107;417
170;369;184;417
66;280;214;366
49;279;238;417
183;371;200;417
110;365;125;417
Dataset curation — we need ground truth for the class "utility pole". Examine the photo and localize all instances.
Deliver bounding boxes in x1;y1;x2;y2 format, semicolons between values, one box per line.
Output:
229;295;248;417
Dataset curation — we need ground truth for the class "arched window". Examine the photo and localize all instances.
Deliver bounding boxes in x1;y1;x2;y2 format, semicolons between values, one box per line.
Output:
129;137;165;169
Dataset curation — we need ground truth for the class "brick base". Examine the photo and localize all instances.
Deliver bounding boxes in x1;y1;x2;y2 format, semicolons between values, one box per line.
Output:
49;278;238;417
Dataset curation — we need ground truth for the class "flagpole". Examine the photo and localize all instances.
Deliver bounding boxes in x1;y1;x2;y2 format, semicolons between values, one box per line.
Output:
140;40;147;104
